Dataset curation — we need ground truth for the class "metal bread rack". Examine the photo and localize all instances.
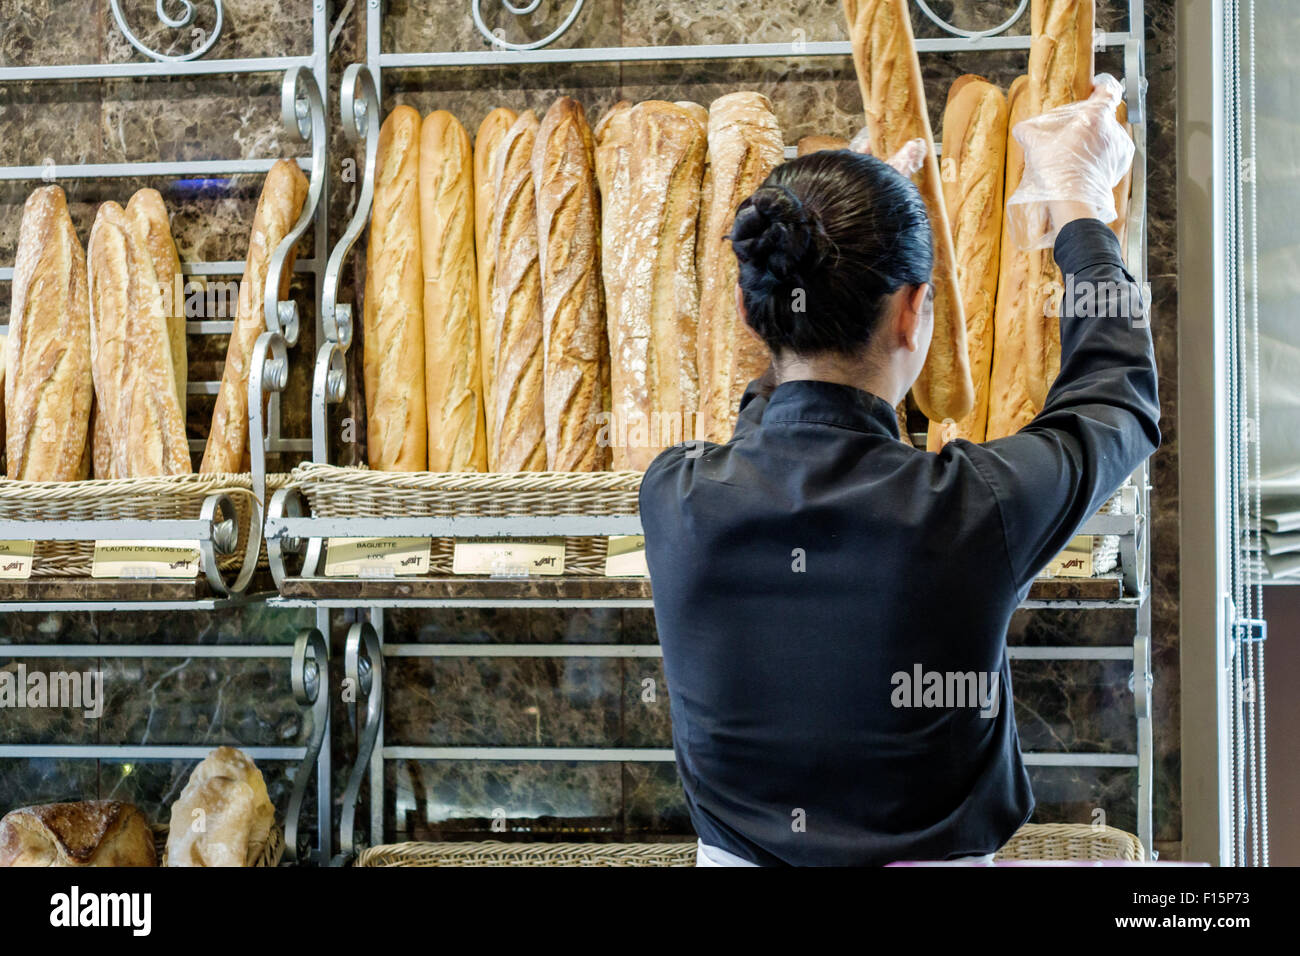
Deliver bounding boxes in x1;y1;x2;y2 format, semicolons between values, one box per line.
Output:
0;1;333;862
277;0;1156;861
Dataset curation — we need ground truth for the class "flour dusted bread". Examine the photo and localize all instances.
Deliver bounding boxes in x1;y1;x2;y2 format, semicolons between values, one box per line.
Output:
927;77;1008;450
165;746;274;867
490;111;547;472
420;110;488;472
201;159;308;473
1029;0;1096;116
532;97;608;472
5;185;93;482
0;801;156;867
842;0;973;423
126;188;187;416
797;134;849;156
473;107;518;463
696;92;784;446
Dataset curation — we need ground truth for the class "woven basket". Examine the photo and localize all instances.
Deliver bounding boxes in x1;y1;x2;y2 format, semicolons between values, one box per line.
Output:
151;821;285;867
290;464;643;576
0;473;289;578
994;823;1145;861
354;840;695;868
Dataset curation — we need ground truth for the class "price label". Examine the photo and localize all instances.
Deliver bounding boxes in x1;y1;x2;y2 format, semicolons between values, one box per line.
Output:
0;541;35;580
452;537;565;577
604;535;648;578
91;540;201;579
1045;535;1095;578
324;537;431;577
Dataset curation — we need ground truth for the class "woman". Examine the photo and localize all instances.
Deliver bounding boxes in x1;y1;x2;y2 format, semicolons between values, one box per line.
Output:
640;80;1159;866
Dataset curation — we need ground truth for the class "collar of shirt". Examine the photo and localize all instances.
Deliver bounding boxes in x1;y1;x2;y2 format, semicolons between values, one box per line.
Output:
759;379;901;439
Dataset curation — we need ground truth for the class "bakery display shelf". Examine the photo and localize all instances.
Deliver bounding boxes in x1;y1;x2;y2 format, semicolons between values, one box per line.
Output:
318;0;1155;861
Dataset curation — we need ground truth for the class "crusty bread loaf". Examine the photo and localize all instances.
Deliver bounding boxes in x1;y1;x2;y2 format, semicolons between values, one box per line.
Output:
420;110;488;473
473;107;518;465
1029;0;1096;116
797;134;849;156
489;111;547;472
984;76;1035;441
0;801;155;867
126;188;187;417
165;747;274;867
1111;103;1134;246
363;107;427;472
594;101;634;337
927;77;1008;450
201;159;308;473
597;101;707;470
0;333;6;469
696;92;784;446
533;97;608;472
842;0;973;423
5;186;93;482
87;201;192;477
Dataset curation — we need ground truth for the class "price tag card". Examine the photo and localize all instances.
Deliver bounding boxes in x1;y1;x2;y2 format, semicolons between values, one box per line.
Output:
604;535;648;578
324;537;431;577
1045;535;1095;578
452;537;566;577
91;540;201;579
0;541;35;580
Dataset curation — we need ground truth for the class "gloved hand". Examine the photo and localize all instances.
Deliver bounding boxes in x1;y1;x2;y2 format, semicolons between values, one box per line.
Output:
849;130;929;180
1005;73;1136;250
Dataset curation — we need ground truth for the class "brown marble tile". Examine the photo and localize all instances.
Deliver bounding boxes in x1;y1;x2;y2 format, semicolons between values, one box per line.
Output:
0;759;100;814
1028;764;1138;837
621;657;672;748
623;761;691;835
104;0;314;63
0;0;105;67
0;656;101;744
1011;659;1137;754
384;0;617;55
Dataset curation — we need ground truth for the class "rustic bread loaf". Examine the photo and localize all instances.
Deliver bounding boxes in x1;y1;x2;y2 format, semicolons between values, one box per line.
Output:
126;188;187;416
796;134;849;156
165;746;274;867
0;801;156;867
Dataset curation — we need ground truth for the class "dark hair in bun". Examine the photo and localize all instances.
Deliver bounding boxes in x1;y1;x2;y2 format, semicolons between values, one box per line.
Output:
730;150;933;356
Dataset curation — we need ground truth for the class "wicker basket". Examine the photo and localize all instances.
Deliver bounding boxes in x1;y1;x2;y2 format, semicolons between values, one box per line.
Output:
290;464;643;576
0;472;289;578
151;821;285;867
994;823;1145;861
354;840;695;868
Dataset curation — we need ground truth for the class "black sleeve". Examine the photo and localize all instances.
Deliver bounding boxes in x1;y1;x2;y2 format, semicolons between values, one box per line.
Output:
960;218;1161;591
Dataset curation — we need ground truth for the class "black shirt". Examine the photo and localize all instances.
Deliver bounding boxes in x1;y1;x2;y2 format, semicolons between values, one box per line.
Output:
640;219;1161;866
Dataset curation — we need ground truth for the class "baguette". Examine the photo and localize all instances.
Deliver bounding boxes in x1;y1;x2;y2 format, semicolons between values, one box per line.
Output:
533;98;608;472
420;110;488;472
490;111;547;472
842;0;973;422
126;188;187;416
797;134;849;156
0;333;6;469
927;77;1008;450
696;92;784;446
1110;103;1134;246
362;107;427;472
201;159;308;473
473;107;518;465
5;185;93;482
87;201;192;477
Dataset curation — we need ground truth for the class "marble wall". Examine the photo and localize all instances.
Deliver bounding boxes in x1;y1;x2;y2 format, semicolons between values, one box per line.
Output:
0;0;1182;859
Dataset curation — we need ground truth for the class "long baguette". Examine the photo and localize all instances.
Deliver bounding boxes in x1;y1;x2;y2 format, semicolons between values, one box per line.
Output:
126;188;187;417
87;201;191;477
796;134;849;156
490;111;547;472
1110;102;1134;246
5;185;93;482
362;107;427;472
420;110;487;472
927;77;1008;450
473;107;518;465
842;0;973;422
201;159;308;473
533;97;608;472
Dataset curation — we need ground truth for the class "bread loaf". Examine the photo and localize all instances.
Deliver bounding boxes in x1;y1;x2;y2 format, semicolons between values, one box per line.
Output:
597;101;707;470
0;801;156;867
842;0;973;423
4;186;93;482
696;92;784;446
532;97;608;472
490;111;547;472
1111;102;1134;246
165;746;274;867
0;333;6;469
363;107;427;472
473;107;518;464
593;101;634;348
201;159;308;473
797;134;849;156
927;77;1008;450
126;188;187;416
87;201;192;477
420;110;488;472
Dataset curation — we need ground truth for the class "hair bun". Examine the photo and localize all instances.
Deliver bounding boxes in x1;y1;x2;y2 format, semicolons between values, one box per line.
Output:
730;185;828;290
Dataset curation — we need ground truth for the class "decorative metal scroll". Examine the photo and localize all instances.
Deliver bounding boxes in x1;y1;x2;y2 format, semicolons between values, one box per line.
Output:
110;0;224;62
471;0;587;51
911;0;1031;38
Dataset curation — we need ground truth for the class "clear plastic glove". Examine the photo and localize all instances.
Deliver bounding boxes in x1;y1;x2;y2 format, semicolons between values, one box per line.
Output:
850;130;928;179
1005;74;1136;251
